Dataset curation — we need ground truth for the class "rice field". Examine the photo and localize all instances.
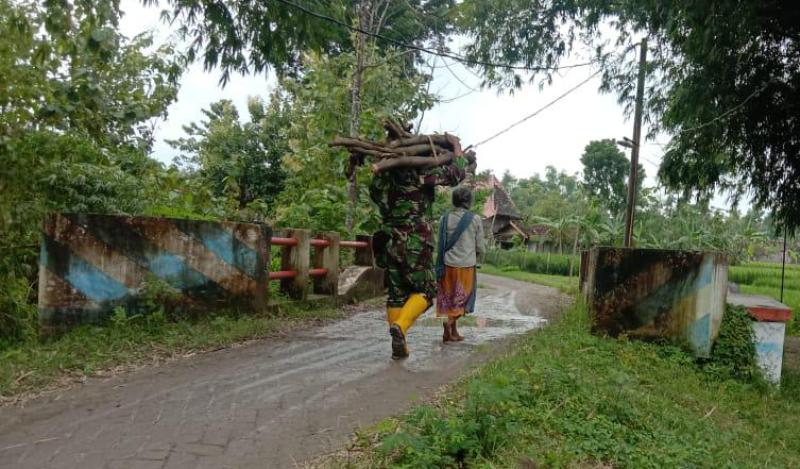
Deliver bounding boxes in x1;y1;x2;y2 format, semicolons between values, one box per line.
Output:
483;249;579;276
730;262;799;335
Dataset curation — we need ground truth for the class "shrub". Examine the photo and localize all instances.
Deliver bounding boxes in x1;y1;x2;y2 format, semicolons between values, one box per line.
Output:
701;305;759;382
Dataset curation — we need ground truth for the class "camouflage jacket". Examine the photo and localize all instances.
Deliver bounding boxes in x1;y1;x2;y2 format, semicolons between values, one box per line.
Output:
369;160;467;225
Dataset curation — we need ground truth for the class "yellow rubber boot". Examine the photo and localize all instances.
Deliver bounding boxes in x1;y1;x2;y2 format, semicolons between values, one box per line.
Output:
386;307;402;326
389;294;430;360
395;293;430;334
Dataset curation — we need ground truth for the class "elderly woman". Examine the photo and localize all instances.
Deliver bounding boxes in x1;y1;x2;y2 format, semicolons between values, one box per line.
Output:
435;185;485;342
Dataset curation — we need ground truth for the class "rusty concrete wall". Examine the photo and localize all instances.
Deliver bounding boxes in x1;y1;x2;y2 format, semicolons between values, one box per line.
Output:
38;213;271;333
582;247;728;357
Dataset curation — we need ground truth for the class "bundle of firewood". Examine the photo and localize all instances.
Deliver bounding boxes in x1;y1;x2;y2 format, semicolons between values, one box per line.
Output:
332;118;473;175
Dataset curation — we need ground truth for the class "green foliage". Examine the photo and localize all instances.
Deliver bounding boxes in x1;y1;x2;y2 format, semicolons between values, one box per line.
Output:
580;139;644;216
169;95;289;218
344;304;800;468
701;306;759;382
274;51;434;233
156;0;455;81
0;0;183;346
456;0;800;231
500;162;781;261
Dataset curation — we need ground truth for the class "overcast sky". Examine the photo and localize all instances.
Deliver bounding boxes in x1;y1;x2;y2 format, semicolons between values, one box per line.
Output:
119;1;669;190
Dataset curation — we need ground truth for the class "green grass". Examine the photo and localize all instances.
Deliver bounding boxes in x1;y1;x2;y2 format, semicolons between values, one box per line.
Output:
481;264;579;295
330;303;800;468
484;250;579;277
0;301;362;401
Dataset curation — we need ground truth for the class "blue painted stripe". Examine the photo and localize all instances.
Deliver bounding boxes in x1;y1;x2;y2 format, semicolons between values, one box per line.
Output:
755;342;784;355
75;215;231;298
173;220;259;278
41;236;131;303
688;313;711;354
147;252;209;290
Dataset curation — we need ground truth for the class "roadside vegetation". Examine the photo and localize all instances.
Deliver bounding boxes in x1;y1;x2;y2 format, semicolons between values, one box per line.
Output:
331;302;800;468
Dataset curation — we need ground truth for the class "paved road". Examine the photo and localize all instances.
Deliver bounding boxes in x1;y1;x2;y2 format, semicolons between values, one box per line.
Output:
0;275;568;469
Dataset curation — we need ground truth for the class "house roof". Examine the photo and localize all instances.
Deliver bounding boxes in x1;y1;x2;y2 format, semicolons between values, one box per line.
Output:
482;176;522;220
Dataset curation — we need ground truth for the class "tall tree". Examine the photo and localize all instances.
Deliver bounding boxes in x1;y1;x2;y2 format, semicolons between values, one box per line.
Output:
580;139;644;216
456;0;800;231
168;95;289;215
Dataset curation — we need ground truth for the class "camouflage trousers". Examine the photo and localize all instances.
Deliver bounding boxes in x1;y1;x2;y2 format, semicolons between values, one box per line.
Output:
374;220;436;307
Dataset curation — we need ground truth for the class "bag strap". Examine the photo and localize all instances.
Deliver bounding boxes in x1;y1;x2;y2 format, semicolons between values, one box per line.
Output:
443;211;475;253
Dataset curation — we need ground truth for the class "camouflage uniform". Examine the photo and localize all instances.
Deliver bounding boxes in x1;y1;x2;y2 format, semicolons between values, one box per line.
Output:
370;160;467;307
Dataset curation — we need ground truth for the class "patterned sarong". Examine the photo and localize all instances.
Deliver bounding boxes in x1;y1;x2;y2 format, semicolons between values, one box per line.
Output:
436;266;476;319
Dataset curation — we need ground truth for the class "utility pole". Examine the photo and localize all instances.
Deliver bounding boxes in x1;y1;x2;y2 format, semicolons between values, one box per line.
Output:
623;38;647;248
781;227;787;302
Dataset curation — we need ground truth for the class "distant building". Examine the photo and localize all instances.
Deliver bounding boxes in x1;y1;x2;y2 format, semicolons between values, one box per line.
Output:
474;175;525;249
473;174;555;251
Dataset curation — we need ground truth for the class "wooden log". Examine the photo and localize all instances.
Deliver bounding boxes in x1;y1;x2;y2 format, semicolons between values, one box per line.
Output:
371;152;454;173
384;118;412;139
331;138;452;159
386;134;452;149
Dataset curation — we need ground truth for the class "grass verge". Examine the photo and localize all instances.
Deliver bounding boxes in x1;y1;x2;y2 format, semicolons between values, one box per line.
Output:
481;264;579;294
0;300;378;402
329;303;800;468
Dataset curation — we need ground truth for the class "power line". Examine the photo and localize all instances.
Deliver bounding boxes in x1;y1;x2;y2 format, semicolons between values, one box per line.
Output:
438;88;480;103
441;58;480;92
467;69;602;149
272;0;596;72
676;85;766;135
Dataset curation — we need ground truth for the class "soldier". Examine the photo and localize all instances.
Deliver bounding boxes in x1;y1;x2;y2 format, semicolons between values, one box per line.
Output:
369;145;476;359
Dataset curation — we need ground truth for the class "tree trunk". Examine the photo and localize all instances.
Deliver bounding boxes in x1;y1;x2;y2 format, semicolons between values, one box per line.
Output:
346;1;369;232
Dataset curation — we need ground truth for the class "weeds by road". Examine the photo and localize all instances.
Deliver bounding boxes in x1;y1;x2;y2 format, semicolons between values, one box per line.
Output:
330;303;800;468
0;300;379;402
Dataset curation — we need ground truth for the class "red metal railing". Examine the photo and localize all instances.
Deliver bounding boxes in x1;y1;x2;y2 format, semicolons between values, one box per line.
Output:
269;270;297;280
340;240;369;249
271;237;366;249
268;235;368;282
271;237;298;246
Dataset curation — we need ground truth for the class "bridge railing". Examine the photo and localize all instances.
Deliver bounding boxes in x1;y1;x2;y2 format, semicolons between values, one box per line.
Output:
268;230;373;300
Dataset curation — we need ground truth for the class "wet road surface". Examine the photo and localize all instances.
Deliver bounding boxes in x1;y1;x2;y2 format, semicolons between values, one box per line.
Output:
0;274;568;469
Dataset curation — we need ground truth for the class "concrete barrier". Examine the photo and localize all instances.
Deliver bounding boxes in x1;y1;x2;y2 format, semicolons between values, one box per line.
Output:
581;247;728;357
38;213;271;333
728;293;793;383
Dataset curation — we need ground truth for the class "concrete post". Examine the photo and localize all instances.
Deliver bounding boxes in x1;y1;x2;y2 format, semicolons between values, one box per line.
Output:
313;231;339;296
253;224;272;309
280;229;310;300
354;234;374;267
